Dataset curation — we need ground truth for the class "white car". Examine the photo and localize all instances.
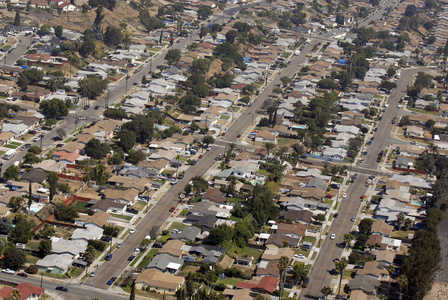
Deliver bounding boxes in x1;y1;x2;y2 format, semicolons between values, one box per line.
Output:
294;254;305;259
330;234;336;240
130;228;136;234
342;193;347;198
2;269;14;275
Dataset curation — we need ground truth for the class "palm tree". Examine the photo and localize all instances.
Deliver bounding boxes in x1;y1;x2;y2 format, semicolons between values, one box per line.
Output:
10;289;21;300
321;286;333;299
343;233;355;249
397;274;408;300
264;142;276;158
386;264;395;283
334;258;348;296
277;256;289;298
210;31;217;44
276;146;289;163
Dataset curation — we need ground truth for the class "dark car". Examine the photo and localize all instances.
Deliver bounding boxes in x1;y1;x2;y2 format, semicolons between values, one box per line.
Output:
28;130;37;135
21;143;31;151
302;277;309;288
334;213;339;218
126;208;139;214
128;255;136;261
56;286;68;292
105;253;112;261
17;272;28;277
190;160;197;165
153;242;163;248
237;134;241;138
94;105;100;110
56;143;64;148
84;105;91;110
53;136;62;141
330;268;339;275
101;236;112;242
107;276;118;285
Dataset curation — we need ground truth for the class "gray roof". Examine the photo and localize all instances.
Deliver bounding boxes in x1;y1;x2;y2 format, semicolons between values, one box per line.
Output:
306;177;326;190
170;226;201;242
36;254;73;272
185;215;217;231
71;226;103;241
20;170;49;184
146;253;183;272
349;274;380;294
51;238;87;256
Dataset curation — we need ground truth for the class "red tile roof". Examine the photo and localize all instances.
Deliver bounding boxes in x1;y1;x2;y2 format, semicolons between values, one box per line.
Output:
236;275;279;294
0;283;45;300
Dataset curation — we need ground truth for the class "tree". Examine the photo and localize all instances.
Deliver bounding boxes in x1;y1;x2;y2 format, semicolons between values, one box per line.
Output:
55;203;79;222
379;80;397;94
428;36;436;45
405;4;418;16
192;175;209;198
397;212;405;229
17;68;44;91
3;247;25;271
9;215;34;243
344;233;356;248
197;6;212;19
13;10;20;26
192;58;212;73
225;30;238;44
118;129;136;153
0;217;12;235
179;92;200;112
386;66;396;77
3;165;19;180
165;49;181;66
280;76;292;85
54;25;63;38
203;135;215;145
315;214;326;222
9;288;21;300
358;218;373;235
204;224;233;247
79;40;96;57
38;239;52;258
292;263;308;285
84;138;111;159
88;163;108;185
48;172;58;201
317;78;338;90
278;256;289;298
232;221;254;248
39;98;68;118
128;150;146;164
321;286;333;299
78;76;108;99
264;142;276;157
334;258;348;296
104;26;123;48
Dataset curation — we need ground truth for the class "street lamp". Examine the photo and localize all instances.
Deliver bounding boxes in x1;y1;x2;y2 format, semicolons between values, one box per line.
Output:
125;74;130;94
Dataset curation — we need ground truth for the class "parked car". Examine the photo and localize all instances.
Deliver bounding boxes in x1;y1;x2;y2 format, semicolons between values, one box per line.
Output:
117;243;122;248
129;228;136;234
351;217;356;222
56;286;68;292
302;277;309;288
90;271;95;277
293;254;305;259
128;255;136;261
330;234;336;240
17;272;28;277
21;143;31;151
2;269;14;275
126;208;139;214
334;213;339;218
105;253;112;261
107;277;117;285
169;206;176;212
100;236;112;242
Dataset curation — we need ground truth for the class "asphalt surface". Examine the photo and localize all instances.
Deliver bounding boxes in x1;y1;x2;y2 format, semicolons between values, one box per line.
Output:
0;273;127;300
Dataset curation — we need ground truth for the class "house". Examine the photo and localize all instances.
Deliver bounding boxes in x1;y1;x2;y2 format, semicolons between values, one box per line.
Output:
396;144;424;157
201;188;226;204
146;253;184;274
36;254;73;274
256;260;280;278
20;170;49;184
394;156;414;169
279;209;313;225
71;225;103;242
373;250;395;269
106;176;151;192
0;283;45;300
51;237;88;257
285;196;331;211
266;232;301;248
52;151;82;164
2;123;29;137
184;215;217;231
135;269;184;294
322;147;347;162
254;130;277;144
371;221;394;237
348;274;380;295
236;276;279;295
160;240;185;258
90;199;127;213
405;125;424;138
235;257;254;267
0;131;15;145
85;211;111;228
29;0;49;8
33;160;65;173
170;226;201;242
356;261;389;281
103;188;139;204
0;205;11;217
349;290;380;300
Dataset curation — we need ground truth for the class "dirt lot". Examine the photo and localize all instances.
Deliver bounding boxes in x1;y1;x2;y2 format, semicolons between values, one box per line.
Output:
77;186;101;200
424;282;448;300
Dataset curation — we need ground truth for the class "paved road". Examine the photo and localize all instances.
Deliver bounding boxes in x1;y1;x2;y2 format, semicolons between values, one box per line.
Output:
1;34;32;66
0;273;126;300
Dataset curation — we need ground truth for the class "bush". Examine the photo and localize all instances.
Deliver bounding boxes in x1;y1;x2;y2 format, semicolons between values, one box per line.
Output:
26;264;38;274
88;239;107;251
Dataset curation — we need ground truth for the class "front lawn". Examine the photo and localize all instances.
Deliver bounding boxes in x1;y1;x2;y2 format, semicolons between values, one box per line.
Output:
3;144;18;149
110;213;133;221
302;236;317;244
179;209;189;217
137;249;159;269
227;245;263;260
69;267;84;277
167;222;189;231
219;277;245;287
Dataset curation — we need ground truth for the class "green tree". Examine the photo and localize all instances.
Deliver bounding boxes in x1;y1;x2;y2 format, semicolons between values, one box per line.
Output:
78;75;108;99
128;150;146;164
278;256;289;297
39;98;68;118
192;58;212;73
118;129;136;153
13;10;20;26
55;203;79;222
264;142;276;157
203;135;215;145
280;76;292;85
48;172;58;201
54;25;63;38
317;78;338;89
38;239;52;258
40;24;51;34
165;49;182;66
84;138;111;159
197;6;212;19
358;218;373;235
88;163;108;185
321;286;333;299
79;40;96;57
344;233;356;247
225;30;238;44
232;221;254;248
3;165;19;180
3;246;25;270
335;258;348;296
179;92;200;112
292;262;308;285
379;80;397;94
0;217;12;235
9;214;34;243
104;26;123;48
204;224;233;247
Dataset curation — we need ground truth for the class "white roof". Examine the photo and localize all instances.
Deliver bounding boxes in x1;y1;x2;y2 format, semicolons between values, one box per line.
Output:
166;262;182;270
259;233;271;239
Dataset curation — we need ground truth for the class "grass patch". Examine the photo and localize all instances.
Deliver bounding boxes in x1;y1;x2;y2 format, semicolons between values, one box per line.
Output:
391;230;414;239
227;197;246;203
407;107;440;116
323;199;334;206
162;169;175;176
10;141;21;146
159;234;170;243
167;222;189;231
343;269;356;280
63;137;75;143
137;249;159;269
376;184;385;189
219;277;245;286
294;249;310;257
220;115;231;120
179;209;189;217
229;215;242;222
277;138;297;149
69;267;84;278
73;201;89;213
39;271;69;279
3;144;18;149
371;195;382;202
311;251;317;260
227;245;262;260
302;236;317;244
110;213;133;221
26;254;39;264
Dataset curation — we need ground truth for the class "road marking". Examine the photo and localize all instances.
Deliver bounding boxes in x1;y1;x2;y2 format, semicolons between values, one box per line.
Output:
93;149;220;288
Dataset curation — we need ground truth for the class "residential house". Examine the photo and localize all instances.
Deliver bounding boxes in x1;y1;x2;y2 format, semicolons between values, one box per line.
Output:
394;156;414;169
20;170;49;184
146;253;184;274
0;131;15;145
84;211;111;228
184;215;217;231
373;250;395;269
103;188;139;205
266;232;301;248
106;176;151;192
405;125;424;138
2;123;29;137
285;196;331;211
135;269;184;294
36;254;73;274
371;221;394;237
51;237;88;257
160;240;185;258
279;209;314;225
254;130;277;144
52;151;82;164
90;199;127;213
33;160;65;173
306;177;327;190
397;144;424;157
348;274;380;295
322;147;347;162
356;261;389;281
256;260;280;278
201;188;226;204
236;276;279;295
0;283;45;300
0;206;11;217
170;226;201;242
